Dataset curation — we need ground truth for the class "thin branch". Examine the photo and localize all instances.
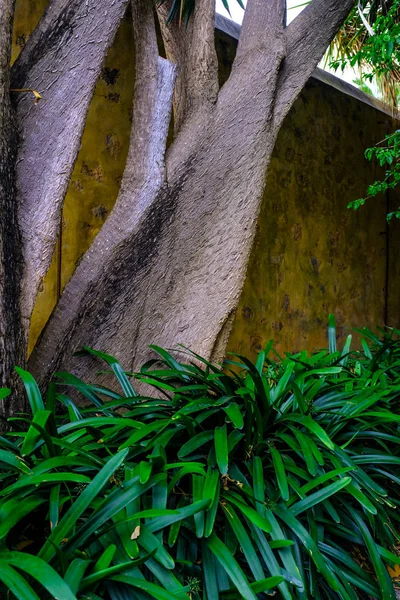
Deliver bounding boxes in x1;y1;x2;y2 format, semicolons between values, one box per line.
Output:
157;0;218;133
234;0;287;68
112;0;177;218
11;0;128;329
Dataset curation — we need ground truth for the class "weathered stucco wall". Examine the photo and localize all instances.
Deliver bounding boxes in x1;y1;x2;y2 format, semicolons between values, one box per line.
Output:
12;3;400;357
227;79;400;360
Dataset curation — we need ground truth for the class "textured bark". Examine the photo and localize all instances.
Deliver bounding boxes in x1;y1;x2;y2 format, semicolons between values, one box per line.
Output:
273;0;358;126
0;0;25;421
29;0;177;382
11;0;129;338
30;0;356;386
156;0;219;133
234;0;286;67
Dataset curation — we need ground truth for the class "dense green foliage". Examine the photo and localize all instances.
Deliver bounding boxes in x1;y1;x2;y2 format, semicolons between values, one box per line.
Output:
1;323;400;598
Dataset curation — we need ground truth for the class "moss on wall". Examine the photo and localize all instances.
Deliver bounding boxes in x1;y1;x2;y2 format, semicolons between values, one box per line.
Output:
12;2;400;357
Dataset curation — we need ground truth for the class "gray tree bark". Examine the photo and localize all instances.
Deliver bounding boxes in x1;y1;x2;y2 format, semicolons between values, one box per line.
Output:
11;0;129;340
28;0;356;387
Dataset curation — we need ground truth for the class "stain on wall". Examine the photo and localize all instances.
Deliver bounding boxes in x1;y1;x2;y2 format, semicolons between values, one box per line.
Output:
12;2;400;357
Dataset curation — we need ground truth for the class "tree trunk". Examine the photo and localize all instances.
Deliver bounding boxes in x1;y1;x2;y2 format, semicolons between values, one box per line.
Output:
29;0;355;387
11;0;129;342
0;0;25;421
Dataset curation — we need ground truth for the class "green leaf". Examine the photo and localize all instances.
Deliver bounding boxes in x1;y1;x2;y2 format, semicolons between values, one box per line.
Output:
202;541;219;599
93;544;117;573
139;460;152;484
222;503;264;581
64;475;163;554
15;367;44;414
298;467;354;495
273;505;339;591
0;449;30;473
81;347;137;397
0;562;41;600
39;449;129;562
207;533;257;600
226;496;271;533
215;424;228;475
177;430;214;458
136;525;175;569
346;483;377;514
192;473;205;537
49;484;61;531
348;507;396;600
111;575;180;600
270;446;289;501
251;577;285;593
223;403;244;429
252;455;266;518
80;552;155;591
147;498;210;533
290;477;351;516
284;414;335;449
21;410;52;456
64;559;91;595
0;472;90;497
202;466;219;504
119;420;170;449
3;553;77;600
291;428;318;476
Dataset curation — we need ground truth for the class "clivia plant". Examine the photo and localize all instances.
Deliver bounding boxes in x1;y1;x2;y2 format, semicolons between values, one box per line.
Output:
0;319;400;598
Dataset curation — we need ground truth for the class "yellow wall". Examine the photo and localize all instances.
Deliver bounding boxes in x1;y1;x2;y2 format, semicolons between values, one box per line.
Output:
227;79;400;359
12;3;400;357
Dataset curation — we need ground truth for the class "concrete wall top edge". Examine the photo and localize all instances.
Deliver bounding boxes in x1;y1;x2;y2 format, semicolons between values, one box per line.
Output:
214;13;399;121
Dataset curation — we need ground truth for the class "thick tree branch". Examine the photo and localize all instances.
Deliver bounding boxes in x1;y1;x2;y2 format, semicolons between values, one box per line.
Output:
129;0;162;188
157;0;218;133
109;0;177;221
29;0;177;381
11;0;128;336
0;0;25;419
234;0;287;68
273;0;355;125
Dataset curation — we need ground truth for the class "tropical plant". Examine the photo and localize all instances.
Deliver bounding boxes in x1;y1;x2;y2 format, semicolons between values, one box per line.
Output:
329;0;400;106
1;322;400;598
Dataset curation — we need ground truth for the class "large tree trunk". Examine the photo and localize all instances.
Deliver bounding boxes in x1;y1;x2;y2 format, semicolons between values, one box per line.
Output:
0;0;25;420
11;0;129;344
29;0;356;386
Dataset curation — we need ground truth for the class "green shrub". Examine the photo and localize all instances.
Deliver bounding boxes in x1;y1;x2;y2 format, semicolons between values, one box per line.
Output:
1;321;400;599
